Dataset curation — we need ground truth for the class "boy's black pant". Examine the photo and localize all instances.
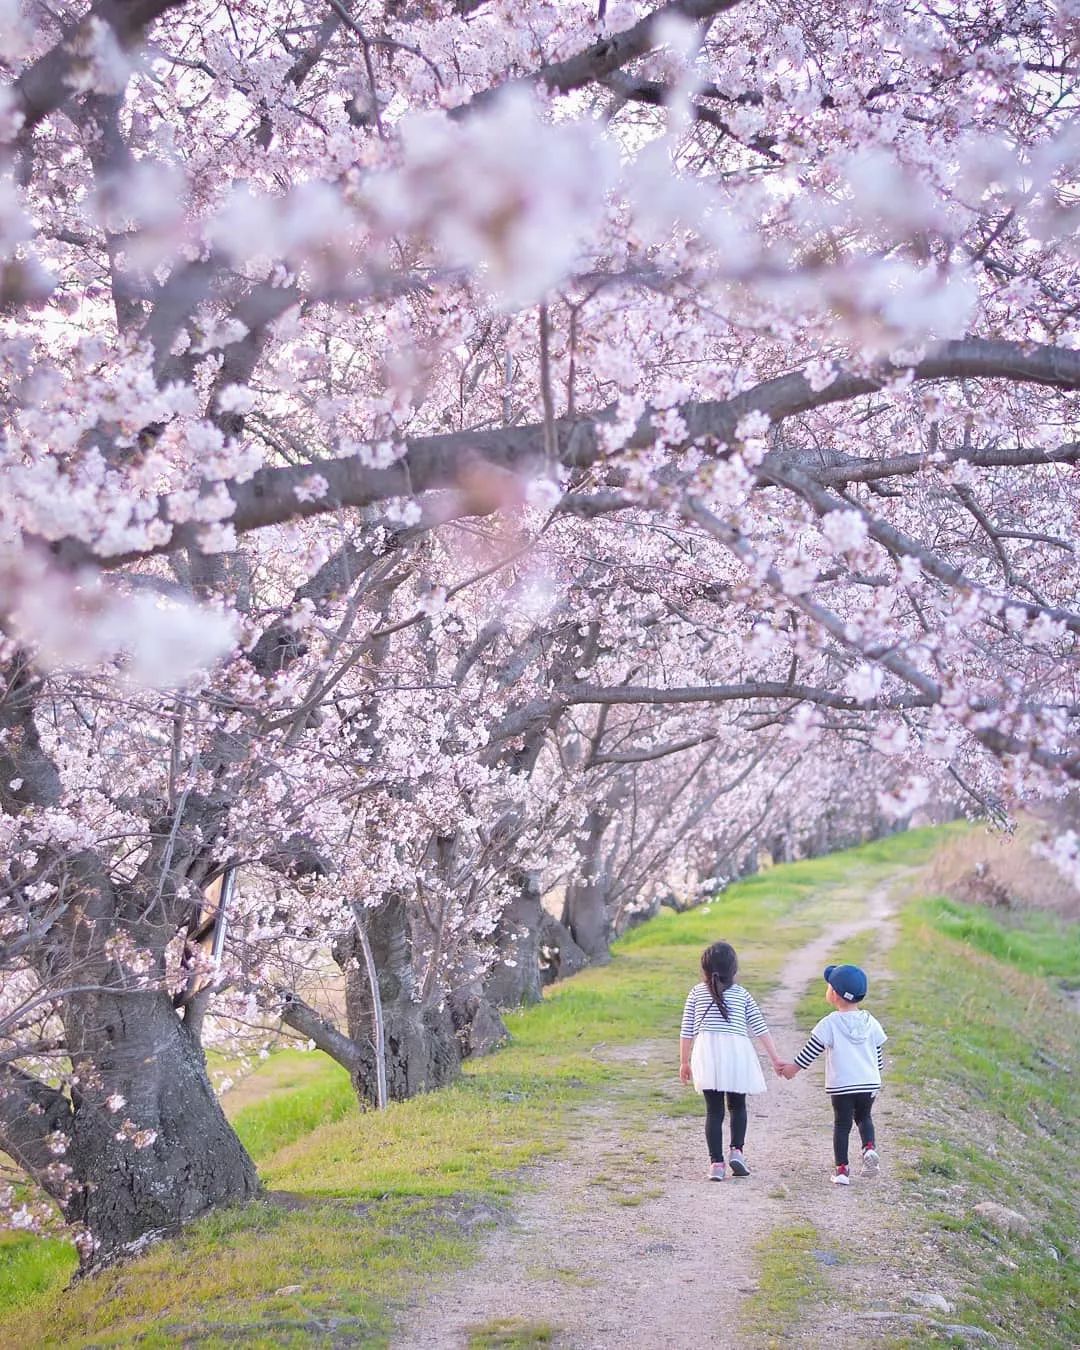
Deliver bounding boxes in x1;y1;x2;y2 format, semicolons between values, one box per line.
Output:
831;1091;876;1165
702;1090;747;1162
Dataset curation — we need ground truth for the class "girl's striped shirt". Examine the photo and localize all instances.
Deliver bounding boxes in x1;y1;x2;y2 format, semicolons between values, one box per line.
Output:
680;982;768;1040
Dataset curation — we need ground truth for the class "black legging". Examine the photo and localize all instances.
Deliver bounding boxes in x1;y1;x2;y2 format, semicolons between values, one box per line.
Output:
831;1092;876;1165
702;1090;747;1163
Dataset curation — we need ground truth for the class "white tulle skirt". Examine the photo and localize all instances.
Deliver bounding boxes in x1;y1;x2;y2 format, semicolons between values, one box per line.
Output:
691;1032;768;1095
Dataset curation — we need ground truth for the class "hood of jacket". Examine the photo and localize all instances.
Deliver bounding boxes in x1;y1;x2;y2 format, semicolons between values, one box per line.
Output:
832;1010;873;1044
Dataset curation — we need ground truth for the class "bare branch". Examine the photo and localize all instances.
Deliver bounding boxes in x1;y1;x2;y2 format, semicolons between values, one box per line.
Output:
279;992;366;1078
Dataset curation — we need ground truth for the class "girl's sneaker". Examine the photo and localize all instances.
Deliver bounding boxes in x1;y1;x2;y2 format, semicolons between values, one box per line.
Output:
728;1149;751;1178
832;1165;851;1186
862;1145;880;1175
708;1161;727;1181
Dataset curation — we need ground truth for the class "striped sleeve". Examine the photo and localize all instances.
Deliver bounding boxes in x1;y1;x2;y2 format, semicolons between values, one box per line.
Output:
744;991;768;1037
876;1045;885;1070
794;1034;826;1069
680;987;699;1039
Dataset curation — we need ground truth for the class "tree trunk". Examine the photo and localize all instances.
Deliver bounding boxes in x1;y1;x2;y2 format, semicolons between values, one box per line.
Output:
448;986;510;1057
62;988;259;1270
563;810;613;962
482;869;544;1008
538;910;590;986
335;895;459;1106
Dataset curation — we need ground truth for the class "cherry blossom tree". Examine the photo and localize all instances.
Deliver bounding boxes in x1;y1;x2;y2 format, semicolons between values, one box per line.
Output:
1;0;1078;1268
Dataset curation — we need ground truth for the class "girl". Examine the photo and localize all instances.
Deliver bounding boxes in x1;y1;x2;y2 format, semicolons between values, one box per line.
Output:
679;941;783;1180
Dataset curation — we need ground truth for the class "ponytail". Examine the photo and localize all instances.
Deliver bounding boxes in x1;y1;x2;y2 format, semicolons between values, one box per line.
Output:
707;970;732;1021
701;941;738;1022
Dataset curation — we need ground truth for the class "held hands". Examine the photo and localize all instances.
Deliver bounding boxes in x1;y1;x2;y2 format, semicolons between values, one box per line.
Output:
681;1058;796;1083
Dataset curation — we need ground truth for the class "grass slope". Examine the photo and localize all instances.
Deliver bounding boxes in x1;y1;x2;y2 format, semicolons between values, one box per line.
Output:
882;895;1079;1348
0;829;956;1346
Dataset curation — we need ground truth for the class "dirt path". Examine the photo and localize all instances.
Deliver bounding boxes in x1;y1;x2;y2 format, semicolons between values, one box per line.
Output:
393;881;946;1349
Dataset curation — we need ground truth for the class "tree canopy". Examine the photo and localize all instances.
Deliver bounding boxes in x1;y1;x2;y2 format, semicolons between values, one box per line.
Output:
0;0;1077;1264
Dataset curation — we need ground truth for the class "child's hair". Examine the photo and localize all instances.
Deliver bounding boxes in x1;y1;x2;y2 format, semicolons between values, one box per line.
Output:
701;941;738;1022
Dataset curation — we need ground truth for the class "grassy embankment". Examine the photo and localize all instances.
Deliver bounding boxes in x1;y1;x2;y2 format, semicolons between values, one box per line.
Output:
756;869;1080;1349
883;894;1079;1347
0;830;942;1348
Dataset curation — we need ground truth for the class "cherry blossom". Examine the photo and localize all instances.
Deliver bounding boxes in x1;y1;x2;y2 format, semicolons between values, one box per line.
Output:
0;0;1077;1268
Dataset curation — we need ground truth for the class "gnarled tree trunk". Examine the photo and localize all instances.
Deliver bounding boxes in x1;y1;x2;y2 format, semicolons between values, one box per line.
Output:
538;910;590;986
334;895;459;1106
483;869;544;1008
563;808;614;962
1;987;260;1272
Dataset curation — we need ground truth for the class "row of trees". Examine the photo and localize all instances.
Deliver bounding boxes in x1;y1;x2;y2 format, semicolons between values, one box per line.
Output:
1;0;1077;1270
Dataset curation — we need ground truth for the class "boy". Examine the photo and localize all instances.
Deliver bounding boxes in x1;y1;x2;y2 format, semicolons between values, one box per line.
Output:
780;963;887;1185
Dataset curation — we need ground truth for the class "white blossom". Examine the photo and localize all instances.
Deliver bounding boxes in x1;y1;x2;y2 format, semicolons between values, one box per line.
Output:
844;664;883;704
374;91;617;309
294;474;330;504
803;358;837;393
217;385;256;415
822;510;869;554
877;777;930;820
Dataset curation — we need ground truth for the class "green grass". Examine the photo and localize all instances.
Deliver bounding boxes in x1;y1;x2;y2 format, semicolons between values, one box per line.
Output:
744;1221;832;1348
880;894;1080;1348
0;1234;75;1315
764;847;1079;1349
230;1056;355;1163
0;828;956;1345
0;1051;357;1318
912;893;1080;980
467;1317;559;1347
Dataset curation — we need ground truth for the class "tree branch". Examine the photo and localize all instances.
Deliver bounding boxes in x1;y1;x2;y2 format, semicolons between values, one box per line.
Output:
11;1;191;141
773;461;1080;635
685;495;1080;781
47;338;1080;570
279;992;367;1078
601;71;781;159
810;441;1080;487
588;731;720;765
451;0;744;119
0;1063;76;1204
560;681;933;713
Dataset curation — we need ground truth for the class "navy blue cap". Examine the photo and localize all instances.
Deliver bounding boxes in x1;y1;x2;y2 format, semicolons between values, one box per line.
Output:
824;963;868;1002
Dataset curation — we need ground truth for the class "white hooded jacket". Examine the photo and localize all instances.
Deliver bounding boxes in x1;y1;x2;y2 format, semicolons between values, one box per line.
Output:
795;1009;887;1094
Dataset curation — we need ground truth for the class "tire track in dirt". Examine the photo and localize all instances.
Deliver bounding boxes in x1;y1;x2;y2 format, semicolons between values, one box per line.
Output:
392;878;942;1349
